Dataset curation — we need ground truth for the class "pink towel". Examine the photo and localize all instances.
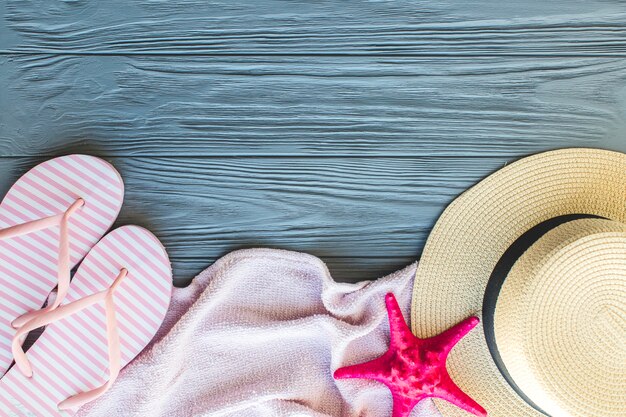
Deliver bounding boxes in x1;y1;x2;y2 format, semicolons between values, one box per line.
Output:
77;249;442;417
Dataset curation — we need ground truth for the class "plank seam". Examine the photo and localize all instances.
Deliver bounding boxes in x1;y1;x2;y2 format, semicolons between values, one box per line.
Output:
2;51;626;58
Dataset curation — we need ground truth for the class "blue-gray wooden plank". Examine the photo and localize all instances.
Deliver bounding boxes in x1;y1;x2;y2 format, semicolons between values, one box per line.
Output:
0;156;505;285
1;0;626;286
2;55;626;157
2;0;626;56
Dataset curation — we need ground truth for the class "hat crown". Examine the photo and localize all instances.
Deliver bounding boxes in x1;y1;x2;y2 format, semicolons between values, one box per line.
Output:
494;218;626;417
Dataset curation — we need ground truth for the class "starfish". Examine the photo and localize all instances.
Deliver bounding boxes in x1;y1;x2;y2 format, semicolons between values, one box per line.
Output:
334;293;486;417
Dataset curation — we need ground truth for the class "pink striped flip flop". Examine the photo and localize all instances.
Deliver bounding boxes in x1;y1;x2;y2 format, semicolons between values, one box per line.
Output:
0;226;172;416
0;155;124;376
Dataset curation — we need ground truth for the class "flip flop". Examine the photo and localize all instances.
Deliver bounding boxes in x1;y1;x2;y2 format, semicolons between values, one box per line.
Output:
0;155;124;376
0;226;172;416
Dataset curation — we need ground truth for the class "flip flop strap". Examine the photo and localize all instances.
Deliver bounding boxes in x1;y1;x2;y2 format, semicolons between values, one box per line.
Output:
4;198;85;328
11;268;127;411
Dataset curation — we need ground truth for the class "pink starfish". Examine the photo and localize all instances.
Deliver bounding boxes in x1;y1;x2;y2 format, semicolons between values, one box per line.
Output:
334;293;486;417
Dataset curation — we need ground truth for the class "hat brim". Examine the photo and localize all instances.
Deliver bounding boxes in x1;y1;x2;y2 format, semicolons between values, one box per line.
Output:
410;148;626;417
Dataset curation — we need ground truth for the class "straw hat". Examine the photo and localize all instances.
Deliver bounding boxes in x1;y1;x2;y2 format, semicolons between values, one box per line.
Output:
411;148;626;417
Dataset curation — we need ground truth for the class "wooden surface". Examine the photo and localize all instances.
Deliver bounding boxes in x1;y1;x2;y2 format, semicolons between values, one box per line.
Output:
1;0;625;286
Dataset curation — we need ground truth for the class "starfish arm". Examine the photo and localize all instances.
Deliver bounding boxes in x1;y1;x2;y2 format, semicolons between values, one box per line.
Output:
391;393;422;417
432;316;479;355
384;293;415;348
435;375;487;417
334;354;391;381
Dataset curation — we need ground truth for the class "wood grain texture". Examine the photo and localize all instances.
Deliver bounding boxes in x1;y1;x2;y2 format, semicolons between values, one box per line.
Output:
2;0;625;287
2;0;626;56
2;55;626;157
0;156;504;285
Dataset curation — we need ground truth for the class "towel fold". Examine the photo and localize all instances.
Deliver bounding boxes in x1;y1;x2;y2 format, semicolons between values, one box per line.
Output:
77;248;441;417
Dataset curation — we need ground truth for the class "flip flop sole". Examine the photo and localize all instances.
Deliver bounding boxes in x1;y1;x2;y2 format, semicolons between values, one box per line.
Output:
0;155;124;375
0;226;172;417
